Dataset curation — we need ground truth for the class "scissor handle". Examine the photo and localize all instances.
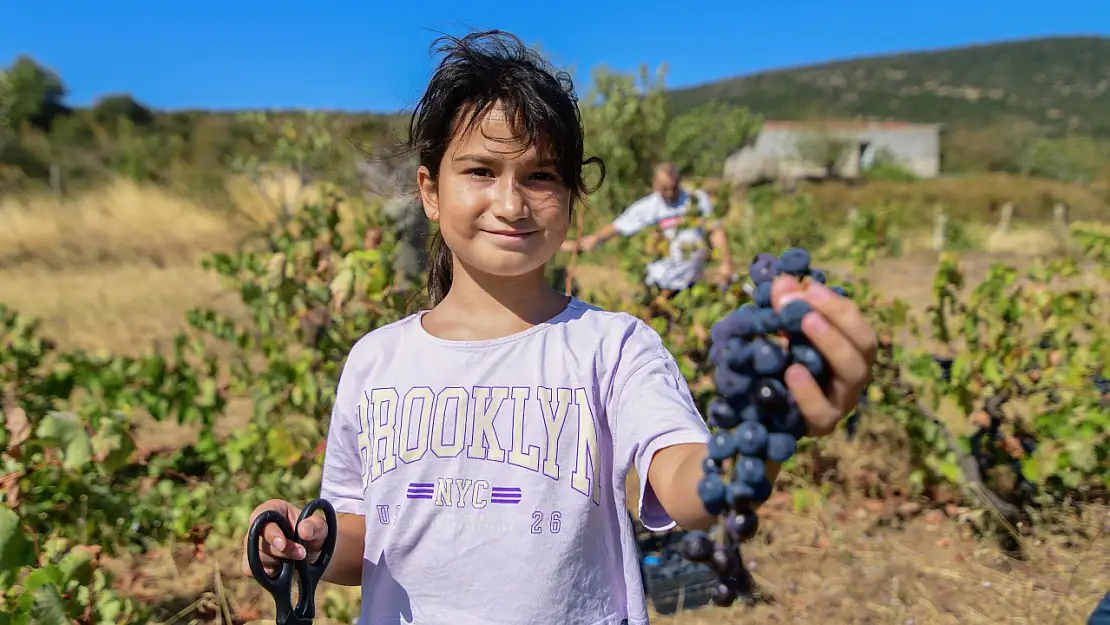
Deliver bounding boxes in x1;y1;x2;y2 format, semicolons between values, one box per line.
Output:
247;509;298;623
246;499;338;625
291;498;338;622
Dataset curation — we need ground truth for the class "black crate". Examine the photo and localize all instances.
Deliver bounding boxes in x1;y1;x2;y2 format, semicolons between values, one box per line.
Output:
633;520;719;615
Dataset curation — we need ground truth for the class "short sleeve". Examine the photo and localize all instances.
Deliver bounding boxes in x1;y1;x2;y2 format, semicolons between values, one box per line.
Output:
609;333;711;532
612;195;660;236
319;352;368;516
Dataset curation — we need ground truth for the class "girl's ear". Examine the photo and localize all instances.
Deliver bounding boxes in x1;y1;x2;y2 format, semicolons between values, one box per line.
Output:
417;166;440;222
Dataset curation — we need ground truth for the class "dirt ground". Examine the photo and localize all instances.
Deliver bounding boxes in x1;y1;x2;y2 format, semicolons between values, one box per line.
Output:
4;183;1108;623
108;490;1110;624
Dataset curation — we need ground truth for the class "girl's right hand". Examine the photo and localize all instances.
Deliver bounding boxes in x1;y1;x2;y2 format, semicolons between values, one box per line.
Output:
240;499;331;577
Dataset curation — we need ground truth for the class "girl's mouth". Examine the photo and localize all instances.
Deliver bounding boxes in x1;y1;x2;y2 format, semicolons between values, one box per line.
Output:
484;229;537;239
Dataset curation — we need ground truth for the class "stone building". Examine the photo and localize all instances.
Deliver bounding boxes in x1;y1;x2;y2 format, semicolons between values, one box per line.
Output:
723;120;943;186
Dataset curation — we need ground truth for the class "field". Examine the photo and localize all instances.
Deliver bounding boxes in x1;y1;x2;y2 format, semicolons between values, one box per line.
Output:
3;175;1109;625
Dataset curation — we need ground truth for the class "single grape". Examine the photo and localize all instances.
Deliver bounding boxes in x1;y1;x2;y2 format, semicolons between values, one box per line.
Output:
709;342;726;367
712;309;757;344
754;281;773;308
766;432;799;462
707;397;742;429
679;530;714;562
707;431;737;461
722;569;754;597
831;285;847;297
715;367;753;398
810;268;827;284
756;308;782;334
763;401;807;439
733;421;769;457
710;325;728;351
750;338;788;377
779;299;812;336
709;545;743;577
739;402;761;423
725;338;754;372
790;341;828;381
734;456;766;486
748;253;779;286
749;263;778;287
697;474;727;515
726;478;773;509
753;377;788;407
727;509;759;543
702;456;723;475
779;248;811;277
710;582;737;606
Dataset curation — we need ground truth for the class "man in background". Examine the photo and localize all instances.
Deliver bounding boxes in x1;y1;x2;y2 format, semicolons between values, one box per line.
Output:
563;162;733;293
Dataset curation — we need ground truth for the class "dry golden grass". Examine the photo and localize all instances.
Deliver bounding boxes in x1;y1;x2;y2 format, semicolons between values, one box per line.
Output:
0;179;252;268
0;174;349;353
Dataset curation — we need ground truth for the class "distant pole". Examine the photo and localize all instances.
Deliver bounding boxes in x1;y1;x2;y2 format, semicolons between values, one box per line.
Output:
932;206;947;252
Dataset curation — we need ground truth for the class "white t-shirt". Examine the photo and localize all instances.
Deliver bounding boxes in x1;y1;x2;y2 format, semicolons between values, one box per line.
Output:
611;188;718;291
320;298;711;625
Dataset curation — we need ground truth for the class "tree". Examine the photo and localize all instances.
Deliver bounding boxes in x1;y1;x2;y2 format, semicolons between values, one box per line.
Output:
92;94;155;130
2;56;68;131
0;69;14;197
665;101;761;178
579;64;669;224
0;70;13;150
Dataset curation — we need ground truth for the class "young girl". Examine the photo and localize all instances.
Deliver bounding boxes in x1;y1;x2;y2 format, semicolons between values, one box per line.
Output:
241;30;876;624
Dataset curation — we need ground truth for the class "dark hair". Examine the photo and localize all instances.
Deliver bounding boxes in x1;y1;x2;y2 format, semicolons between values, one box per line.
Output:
408;30;604;304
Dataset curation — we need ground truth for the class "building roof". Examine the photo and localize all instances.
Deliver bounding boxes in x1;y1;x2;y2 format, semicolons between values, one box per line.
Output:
763;120;943;131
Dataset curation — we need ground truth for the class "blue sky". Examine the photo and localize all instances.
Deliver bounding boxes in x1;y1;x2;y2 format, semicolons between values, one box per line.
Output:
2;0;1107;112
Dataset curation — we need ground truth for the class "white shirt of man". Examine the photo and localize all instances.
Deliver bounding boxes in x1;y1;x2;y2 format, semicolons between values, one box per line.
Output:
611;188;718;291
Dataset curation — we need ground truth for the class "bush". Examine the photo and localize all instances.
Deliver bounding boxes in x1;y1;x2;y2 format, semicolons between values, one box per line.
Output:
91;94;155;130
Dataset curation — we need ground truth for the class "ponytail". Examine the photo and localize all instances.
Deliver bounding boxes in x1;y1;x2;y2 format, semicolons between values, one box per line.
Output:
426;230;454;305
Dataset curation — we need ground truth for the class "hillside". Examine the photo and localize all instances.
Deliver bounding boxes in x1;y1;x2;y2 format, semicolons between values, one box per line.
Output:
4;35;1110;203
667;36;1110;137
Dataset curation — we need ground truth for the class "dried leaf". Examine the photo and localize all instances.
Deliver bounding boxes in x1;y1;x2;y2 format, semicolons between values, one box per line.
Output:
2;396;30;453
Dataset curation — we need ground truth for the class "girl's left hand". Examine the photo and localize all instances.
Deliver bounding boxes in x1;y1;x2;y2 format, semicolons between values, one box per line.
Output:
772;275;877;437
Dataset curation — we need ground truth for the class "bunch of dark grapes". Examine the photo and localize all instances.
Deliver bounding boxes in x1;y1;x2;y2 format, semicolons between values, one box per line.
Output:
680;247;849;607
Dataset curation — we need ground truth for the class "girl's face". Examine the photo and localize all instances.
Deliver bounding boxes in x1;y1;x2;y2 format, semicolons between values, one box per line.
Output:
418;104;571;281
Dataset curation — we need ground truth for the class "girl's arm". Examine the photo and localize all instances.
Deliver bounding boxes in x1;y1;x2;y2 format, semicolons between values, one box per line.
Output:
646;443;781;531
323;512;367;586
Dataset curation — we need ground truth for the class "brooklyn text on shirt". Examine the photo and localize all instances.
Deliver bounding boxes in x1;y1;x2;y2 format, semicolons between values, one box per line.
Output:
356;385;603;505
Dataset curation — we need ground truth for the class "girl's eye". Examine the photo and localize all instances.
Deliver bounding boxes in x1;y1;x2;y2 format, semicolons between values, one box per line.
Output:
530;172;558;182
466;168;493;178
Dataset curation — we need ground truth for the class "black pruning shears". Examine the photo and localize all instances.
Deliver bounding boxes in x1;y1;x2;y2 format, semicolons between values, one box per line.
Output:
247;499;338;625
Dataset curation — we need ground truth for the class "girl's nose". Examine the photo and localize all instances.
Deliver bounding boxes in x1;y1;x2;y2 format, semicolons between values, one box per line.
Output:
489;180;528;221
